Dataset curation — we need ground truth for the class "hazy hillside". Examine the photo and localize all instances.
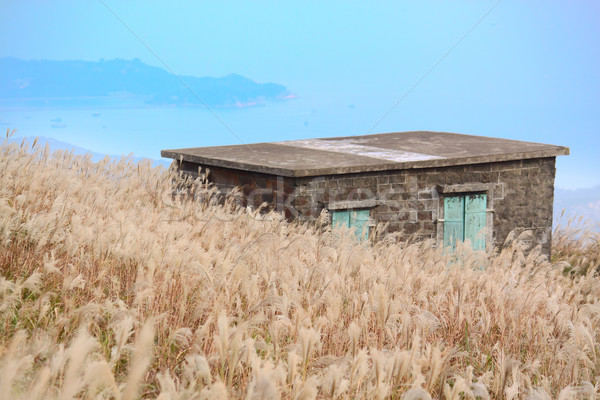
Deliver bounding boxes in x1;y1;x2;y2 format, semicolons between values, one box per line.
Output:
0;137;599;399
0;57;290;107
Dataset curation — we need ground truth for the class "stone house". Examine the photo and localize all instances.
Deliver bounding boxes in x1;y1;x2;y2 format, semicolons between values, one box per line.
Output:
162;131;568;256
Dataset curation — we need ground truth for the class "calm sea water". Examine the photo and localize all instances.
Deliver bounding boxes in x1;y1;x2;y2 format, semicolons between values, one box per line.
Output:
0;92;594;191
0;94;377;161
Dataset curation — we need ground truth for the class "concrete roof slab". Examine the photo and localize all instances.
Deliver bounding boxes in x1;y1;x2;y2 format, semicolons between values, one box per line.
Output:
162;131;569;177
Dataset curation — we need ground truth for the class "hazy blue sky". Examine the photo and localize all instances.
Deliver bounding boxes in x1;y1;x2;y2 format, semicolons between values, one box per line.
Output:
1;1;599;189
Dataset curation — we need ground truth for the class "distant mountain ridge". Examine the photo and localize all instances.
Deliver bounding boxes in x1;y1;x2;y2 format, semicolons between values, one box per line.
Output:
0;57;291;107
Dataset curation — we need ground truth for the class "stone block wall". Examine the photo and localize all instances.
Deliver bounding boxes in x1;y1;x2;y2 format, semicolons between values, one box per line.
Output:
178;157;557;256
177;160;296;218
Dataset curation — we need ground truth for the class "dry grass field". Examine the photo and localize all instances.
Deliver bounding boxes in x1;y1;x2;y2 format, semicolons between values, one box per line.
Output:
1;133;599;399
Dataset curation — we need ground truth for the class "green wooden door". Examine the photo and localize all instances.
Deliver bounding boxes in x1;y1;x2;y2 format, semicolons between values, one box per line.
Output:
443;194;486;250
332;209;370;240
465;194;487;250
444;196;464;249
350;210;370;240
332;210;349;230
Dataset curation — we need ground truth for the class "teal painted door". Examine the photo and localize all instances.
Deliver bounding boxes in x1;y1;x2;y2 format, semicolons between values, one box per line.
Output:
443;196;464;249
350;210;370;240
465;194;487;250
332;209;370;240
332;210;349;230
443;194;486;250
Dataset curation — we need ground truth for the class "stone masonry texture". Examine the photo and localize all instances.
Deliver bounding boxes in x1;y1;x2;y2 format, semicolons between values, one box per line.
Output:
176;157;557;257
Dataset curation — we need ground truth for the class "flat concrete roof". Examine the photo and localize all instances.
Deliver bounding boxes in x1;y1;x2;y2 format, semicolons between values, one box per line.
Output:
161;131;569;177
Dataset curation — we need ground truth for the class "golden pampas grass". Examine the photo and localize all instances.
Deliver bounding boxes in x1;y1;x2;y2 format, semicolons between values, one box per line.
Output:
0;136;599;398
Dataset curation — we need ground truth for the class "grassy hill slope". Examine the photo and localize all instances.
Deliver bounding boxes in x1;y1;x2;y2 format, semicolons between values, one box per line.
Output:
0;134;599;399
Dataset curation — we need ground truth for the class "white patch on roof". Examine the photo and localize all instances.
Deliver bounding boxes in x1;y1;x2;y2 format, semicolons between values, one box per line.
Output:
275;139;444;163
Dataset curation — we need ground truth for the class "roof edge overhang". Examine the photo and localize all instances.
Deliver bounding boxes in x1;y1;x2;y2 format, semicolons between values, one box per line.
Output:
161;146;569;178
